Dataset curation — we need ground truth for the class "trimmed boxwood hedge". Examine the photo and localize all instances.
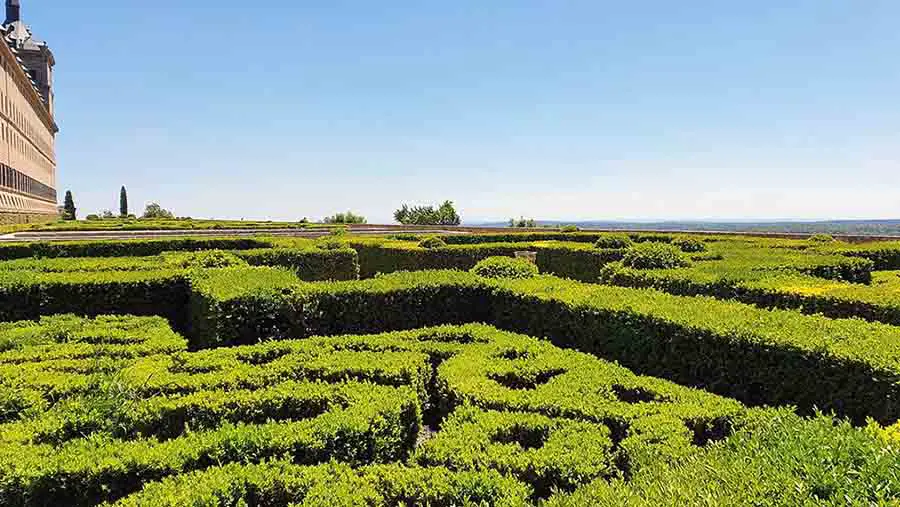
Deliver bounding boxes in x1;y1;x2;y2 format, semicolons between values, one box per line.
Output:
189;269;900;423
110;461;533;507
0;237;272;260
0;269;191;330
235;247;359;280
349;239;624;281
414;406;616;497
601;262;900;326
0;318;748;506
548;409;900;506
439;232;674;245
0;385;419;506
472;256;539;279
0;301;897;504
4;263;900;423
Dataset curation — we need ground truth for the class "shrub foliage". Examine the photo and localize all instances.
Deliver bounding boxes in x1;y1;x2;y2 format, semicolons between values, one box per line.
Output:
622;243;691;269
471;256;539;279
0;232;896;505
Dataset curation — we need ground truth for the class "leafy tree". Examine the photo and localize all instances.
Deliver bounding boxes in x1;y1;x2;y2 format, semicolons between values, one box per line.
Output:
323;211;367;224
62;190;76;220
119;186;128;217
394;200;461;226
509;217;537;228
142;202;174;219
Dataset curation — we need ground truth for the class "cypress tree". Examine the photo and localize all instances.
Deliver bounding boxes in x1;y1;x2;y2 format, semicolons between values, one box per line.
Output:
62;190;76;221
119;186;128;217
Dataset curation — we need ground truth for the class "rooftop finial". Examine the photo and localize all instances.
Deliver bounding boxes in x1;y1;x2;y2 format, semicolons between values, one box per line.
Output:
5;0;20;24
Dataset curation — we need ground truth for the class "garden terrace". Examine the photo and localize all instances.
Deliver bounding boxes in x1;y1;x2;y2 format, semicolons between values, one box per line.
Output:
0;232;896;505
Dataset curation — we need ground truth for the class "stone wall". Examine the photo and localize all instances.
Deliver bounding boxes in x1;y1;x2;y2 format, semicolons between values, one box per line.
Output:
0;209;56;225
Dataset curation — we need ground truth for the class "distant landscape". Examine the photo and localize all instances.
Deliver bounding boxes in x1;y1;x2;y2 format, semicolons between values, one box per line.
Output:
478;219;900;236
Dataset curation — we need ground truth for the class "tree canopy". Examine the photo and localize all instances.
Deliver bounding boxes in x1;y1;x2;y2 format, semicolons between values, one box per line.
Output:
394;200;461;226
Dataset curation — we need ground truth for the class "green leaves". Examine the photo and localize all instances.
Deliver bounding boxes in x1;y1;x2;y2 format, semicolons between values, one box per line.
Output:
472;257;539;280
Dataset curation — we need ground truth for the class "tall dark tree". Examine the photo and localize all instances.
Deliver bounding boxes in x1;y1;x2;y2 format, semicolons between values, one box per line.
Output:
119;186;128;217
62;190;76;221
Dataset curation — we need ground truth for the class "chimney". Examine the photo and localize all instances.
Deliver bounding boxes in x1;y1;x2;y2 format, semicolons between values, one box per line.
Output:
5;0;19;24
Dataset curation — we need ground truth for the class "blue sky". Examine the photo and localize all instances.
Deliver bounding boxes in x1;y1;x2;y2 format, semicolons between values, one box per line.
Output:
29;0;900;222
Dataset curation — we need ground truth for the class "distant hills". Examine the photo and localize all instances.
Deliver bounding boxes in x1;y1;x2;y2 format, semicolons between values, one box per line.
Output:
474;220;900;237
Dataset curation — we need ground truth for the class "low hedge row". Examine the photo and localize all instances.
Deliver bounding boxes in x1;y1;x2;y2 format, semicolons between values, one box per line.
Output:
0;237;272;260
0;385;419;506
111;461;532;507
188;268;493;348
235;247;359;281
0;246;360;281
119;343;431;407
192;269;900;423
491;275;900;424
601;262;900;326
347;236;875;287
0;320;749;503
3;261;899;424
840;241;900;270
0;314;185;364
0;340;431;424
549;408;900;506
0;247;359;332
435;326;740;435
350;239;624;281
0;256;169;273
0;269;190;329
790;255;874;284
439;232;675;245
414;406;616;497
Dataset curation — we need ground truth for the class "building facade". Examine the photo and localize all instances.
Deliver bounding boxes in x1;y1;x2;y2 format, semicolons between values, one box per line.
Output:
0;0;57;222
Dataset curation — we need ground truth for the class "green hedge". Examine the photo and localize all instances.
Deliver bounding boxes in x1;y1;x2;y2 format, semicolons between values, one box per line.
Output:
235;247;359;281
1;311;895;504
548;409;900;506
0;384;418;506
601;262;900;326
491;275;900;424
5;265;900;423
0;318;752;505
472;256;539;279
0;314;185;363
0;256;169;273
841;242;900;270
190;269;900;423
439;232;674;245
0;237;272;260
414;406;616;497
111;461;532;507
188;268;493;348
0;270;190;330
350;240;623;281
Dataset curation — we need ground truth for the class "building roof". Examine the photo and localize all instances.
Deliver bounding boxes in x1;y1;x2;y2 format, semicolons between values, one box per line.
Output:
1;0;52;106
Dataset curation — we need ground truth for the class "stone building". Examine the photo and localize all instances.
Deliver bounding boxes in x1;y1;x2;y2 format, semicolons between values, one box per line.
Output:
0;0;57;222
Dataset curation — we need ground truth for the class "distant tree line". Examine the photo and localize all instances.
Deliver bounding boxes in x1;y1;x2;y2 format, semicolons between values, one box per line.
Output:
394;201;461;226
323;211;367;224
509;217;537;228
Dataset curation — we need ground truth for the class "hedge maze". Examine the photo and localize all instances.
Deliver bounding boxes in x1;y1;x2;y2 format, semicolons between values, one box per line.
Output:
0;233;897;505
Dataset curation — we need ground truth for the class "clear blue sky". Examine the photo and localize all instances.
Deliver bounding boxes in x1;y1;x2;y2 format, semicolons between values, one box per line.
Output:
30;0;900;222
